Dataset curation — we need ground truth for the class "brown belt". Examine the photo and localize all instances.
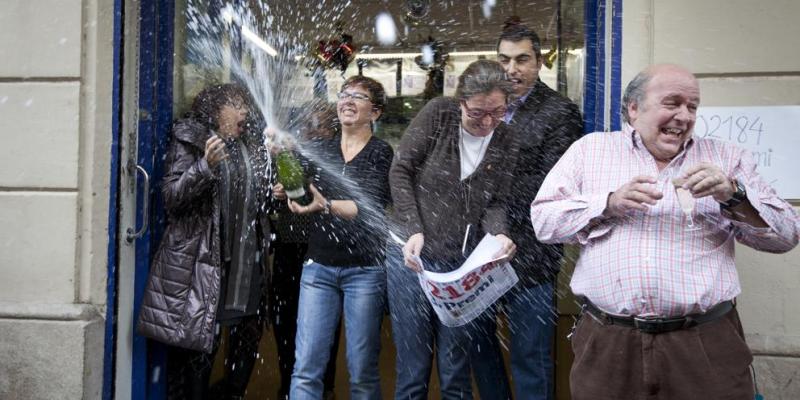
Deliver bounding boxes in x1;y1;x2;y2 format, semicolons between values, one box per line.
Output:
581;299;734;334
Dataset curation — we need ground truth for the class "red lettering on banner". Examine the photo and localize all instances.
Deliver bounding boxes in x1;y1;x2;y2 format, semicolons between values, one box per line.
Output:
428;281;444;299
444;285;463;299
461;271;480;291
480;261;500;274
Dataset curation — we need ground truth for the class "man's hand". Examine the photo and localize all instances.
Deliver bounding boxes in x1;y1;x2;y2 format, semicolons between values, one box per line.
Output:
403;233;425;272
287;184;325;215
204;136;228;168
273;182;287;201
606;175;663;217
494;234;517;262
681;163;735;203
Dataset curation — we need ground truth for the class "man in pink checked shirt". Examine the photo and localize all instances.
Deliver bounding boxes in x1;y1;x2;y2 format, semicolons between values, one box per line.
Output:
531;64;799;400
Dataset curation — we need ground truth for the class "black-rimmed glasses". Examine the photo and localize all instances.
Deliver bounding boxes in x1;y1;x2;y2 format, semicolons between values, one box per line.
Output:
337;91;372;102
461;101;507;121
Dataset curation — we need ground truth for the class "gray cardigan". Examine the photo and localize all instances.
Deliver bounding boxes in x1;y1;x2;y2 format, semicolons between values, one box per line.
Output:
389;97;520;266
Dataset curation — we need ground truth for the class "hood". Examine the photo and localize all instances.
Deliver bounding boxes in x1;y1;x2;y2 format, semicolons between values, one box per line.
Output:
173;118;213;150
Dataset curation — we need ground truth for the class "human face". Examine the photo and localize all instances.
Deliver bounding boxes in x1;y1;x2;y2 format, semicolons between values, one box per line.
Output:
460;89;507;137
337;84;379;129
628;65;700;164
217;103;248;138
497;39;542;98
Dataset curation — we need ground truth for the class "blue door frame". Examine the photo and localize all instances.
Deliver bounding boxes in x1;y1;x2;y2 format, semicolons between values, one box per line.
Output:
103;1;623;398
102;0;123;398
584;0;623;133
103;0;174;399
133;0;175;399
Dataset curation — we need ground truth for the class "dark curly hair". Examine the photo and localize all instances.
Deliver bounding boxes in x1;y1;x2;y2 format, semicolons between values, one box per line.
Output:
187;83;254;131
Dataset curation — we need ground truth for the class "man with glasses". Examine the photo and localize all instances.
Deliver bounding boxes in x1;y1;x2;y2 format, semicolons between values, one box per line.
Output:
468;23;583;400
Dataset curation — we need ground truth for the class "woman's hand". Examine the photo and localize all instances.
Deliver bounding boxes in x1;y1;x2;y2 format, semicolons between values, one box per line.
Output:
494;234;517;262
204;136;228;168
287;184;325;215
273;182;287;201
403;233;425;272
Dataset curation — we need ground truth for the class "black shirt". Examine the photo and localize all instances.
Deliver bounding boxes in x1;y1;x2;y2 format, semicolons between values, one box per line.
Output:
303;134;394;267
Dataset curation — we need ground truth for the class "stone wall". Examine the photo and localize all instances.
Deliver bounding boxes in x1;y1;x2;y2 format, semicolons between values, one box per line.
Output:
0;0;113;398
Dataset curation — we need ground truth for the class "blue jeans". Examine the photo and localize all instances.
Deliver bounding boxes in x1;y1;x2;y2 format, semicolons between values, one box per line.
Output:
290;262;386;400
386;243;473;400
469;282;556;400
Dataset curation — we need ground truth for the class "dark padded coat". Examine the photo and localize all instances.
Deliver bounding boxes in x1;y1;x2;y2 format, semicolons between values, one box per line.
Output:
136;118;272;353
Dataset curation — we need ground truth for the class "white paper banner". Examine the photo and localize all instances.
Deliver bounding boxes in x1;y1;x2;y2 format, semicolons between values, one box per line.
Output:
415;234;519;327
696;106;800;199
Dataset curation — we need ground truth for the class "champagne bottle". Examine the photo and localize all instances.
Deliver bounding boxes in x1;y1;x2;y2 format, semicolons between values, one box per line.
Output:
276;150;313;206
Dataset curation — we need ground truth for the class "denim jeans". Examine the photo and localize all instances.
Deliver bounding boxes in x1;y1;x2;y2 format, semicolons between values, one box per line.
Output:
290;262;386;400
271;242;339;399
386;243;473;400
469;281;556;400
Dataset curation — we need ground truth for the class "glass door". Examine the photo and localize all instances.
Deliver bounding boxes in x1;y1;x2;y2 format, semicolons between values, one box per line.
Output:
113;0;174;399
110;0;626;398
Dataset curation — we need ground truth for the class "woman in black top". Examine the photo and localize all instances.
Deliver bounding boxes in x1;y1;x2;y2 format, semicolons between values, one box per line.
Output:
274;76;393;400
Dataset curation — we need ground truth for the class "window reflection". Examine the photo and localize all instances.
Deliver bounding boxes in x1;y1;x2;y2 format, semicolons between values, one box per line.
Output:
168;1;585;398
173;0;584;145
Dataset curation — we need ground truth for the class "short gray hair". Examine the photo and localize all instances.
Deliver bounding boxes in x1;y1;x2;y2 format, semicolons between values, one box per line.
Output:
455;59;513;102
621;69;653;123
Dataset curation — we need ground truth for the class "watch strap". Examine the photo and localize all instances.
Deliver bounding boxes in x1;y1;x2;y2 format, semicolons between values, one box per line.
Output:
721;179;746;209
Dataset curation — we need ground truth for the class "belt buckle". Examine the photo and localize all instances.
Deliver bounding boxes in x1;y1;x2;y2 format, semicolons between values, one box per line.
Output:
633;316;664;334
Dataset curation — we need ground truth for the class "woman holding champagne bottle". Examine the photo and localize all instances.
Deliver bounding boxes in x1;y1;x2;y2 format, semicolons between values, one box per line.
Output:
272;75;394;400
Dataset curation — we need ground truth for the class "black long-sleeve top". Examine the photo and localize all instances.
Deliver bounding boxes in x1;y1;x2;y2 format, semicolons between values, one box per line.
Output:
302;134;394;267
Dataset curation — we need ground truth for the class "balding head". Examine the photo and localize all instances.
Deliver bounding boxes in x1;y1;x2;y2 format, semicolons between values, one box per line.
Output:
622;64;698;124
625;64;700;164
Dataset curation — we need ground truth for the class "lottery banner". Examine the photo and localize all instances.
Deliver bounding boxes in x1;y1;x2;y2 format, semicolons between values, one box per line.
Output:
415;234;518;327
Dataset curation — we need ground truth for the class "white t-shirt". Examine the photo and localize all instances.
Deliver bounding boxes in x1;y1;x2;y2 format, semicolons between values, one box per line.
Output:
459;125;493;180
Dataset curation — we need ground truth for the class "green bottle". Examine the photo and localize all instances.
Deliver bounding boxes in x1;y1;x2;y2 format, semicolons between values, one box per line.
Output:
276;150;313;206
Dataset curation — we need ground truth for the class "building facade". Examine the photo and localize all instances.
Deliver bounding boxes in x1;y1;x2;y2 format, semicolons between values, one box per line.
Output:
0;1;797;399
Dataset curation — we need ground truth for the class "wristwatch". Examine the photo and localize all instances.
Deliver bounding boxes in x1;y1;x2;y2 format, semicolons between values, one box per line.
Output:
720;179;747;209
322;199;332;215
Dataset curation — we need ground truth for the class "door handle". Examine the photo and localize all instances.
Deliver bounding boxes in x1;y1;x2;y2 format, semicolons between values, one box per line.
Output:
126;165;150;243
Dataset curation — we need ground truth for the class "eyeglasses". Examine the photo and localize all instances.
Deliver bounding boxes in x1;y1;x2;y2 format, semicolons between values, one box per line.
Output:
337;91;372;102
460;101;507;121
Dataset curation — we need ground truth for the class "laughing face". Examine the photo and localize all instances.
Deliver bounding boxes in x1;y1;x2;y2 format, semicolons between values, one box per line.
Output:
628;65;700;164
497;39;542;99
460;89;507;137
337;84;378;129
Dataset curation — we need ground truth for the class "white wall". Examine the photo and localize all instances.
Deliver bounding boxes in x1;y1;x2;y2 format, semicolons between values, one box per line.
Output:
0;0;113;398
622;1;800;398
